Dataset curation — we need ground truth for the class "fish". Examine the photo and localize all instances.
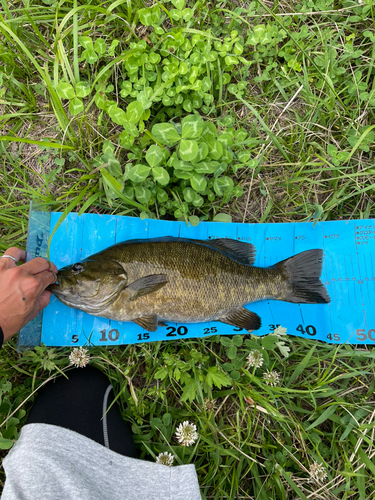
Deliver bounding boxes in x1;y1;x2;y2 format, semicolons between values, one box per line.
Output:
47;237;330;332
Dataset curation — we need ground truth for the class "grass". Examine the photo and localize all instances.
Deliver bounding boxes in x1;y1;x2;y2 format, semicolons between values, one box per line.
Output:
1;0;375;498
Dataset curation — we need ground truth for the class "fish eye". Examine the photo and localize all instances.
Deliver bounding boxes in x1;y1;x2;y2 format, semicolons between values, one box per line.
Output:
72;263;84;273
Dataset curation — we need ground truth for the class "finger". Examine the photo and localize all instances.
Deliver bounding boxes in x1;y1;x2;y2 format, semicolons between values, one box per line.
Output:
0;247;26;268
34;270;59;293
22;257;58;275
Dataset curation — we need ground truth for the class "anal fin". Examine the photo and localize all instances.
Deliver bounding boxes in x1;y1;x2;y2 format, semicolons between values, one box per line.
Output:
219;308;261;332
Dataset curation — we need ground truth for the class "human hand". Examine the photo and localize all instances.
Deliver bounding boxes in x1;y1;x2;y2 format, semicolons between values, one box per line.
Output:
0;247;58;342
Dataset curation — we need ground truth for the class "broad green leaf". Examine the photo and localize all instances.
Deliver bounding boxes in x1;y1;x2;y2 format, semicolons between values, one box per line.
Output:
218;134;233;147
179;139;199;161
192;95;202;109
0;438;14;450
128;164;151;183
102;140;114;155
126;101;144;124
152;123;180;146
225;55;239;65
213;176;234;195
149;52;161;64
134;186;152;204
94;38;106;55
202;121;217;141
122;121;139;138
183;187;196;203
75;80;91;98
137;91;152;110
208;141;223;160
236;128;248;141
138;5;160;26
82;49;98;64
162;95;174;107
118;130;135;148
123;186;134;202
262;335;278;350
174;170;193;179
180;378;197;403
237;151;251;163
173;159;194;171
190;173;207;192
152;166;170;186
181;115;204;139
214;162;227;177
171;0;185;9
107;105;127;125
68;97;84;115
170;9;181;20
183;99;193;113
79;36;93;50
193;161;217;174
189;215;200;226
108;39;119;56
146;145;164;167
221;149;234;164
195;142;209;162
179;61;188;75
189;66;199;84
56;82;75;100
157;189;168;203
213;213;232;223
206;366;231;389
201;76;212;92
227;345;237;359
94;91;106;109
120;81;132;97
181;8;193;21
192;194;204;207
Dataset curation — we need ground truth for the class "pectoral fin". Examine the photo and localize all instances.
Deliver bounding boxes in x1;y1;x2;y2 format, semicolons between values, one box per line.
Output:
219;308;261;332
125;274;168;301
134;314;158;332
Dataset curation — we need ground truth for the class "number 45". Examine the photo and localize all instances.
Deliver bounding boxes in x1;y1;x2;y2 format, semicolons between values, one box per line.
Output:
327;333;340;341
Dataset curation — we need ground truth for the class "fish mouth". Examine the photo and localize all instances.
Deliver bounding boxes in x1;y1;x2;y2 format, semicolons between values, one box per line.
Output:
46;283;68;297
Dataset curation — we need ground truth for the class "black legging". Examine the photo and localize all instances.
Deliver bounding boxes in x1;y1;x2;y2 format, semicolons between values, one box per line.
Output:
27;365;136;458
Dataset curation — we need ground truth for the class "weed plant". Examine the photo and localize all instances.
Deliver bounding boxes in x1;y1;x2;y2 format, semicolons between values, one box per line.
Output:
0;0;375;498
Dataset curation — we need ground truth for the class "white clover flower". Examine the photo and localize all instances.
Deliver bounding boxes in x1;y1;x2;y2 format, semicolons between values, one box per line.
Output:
273;326;287;336
175;421;198;446
309;462;328;483
246;350;264;368
156;451;174;466
263;369;281;386
69;347;90;368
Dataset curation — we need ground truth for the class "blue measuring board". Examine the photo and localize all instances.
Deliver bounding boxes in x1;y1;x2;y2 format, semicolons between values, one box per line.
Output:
18;208;375;349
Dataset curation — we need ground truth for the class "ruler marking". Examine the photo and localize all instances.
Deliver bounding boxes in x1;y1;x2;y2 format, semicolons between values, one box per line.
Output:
344;254;351;306
356;253;362;280
299;305;305;326
350;253;358;306
363;308;368;329
330;254;338;305
371;253;375;298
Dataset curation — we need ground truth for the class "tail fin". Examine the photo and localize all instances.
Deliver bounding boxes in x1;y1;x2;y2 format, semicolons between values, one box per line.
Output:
274;249;330;304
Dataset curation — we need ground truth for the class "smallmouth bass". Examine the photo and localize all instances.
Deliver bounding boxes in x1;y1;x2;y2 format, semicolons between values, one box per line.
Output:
48;237;330;332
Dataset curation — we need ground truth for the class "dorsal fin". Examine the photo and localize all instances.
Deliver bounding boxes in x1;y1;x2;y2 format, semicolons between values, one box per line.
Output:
203;238;256;266
99;236;256;266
